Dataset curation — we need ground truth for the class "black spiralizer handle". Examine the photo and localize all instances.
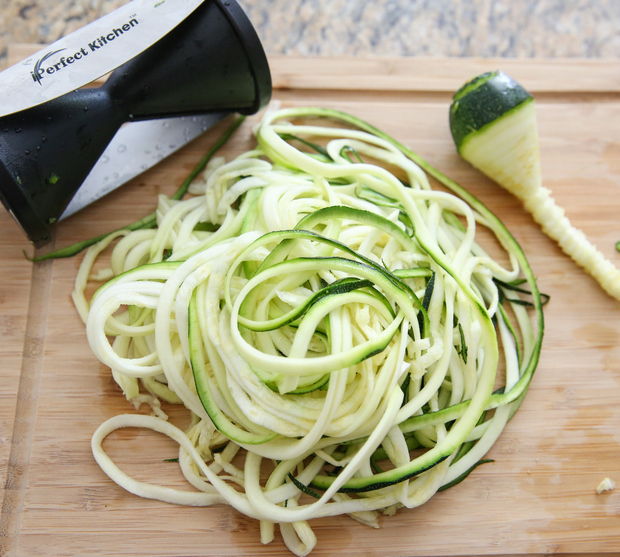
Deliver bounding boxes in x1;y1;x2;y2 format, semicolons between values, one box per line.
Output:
0;0;271;247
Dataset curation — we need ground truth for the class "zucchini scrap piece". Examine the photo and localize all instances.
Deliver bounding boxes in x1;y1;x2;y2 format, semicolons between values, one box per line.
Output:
450;70;620;301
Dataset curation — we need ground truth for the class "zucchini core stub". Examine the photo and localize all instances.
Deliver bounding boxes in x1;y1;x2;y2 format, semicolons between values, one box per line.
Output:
450;71;620;302
449;70;542;201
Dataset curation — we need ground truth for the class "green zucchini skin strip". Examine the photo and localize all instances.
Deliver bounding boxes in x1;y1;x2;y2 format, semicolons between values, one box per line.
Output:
228;228;429;333
295;204;415;244
264;372;330;395
310;456;450;493
437;459;494;492
237;278;385;333
188;291;278;445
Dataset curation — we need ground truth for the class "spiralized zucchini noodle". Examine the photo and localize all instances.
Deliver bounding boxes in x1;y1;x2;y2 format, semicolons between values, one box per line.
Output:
76;107;544;556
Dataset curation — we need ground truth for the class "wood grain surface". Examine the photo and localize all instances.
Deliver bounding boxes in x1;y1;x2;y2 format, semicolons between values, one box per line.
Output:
1;45;620;556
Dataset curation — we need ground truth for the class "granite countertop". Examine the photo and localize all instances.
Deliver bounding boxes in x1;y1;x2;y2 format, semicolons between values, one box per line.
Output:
1;0;619;71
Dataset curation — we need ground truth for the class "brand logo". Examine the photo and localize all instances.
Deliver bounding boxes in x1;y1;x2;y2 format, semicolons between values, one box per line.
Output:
30;16;139;85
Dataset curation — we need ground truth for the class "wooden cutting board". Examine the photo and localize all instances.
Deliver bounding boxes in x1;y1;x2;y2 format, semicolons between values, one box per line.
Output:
2;46;620;556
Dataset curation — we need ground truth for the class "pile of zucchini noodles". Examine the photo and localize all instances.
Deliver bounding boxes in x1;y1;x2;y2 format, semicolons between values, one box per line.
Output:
75;107;543;556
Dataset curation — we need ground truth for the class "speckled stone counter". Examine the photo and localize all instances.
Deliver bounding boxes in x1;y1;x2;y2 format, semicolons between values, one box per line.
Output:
1;0;620;70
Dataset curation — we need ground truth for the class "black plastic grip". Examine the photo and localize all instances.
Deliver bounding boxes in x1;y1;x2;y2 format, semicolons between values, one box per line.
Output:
0;0;271;247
